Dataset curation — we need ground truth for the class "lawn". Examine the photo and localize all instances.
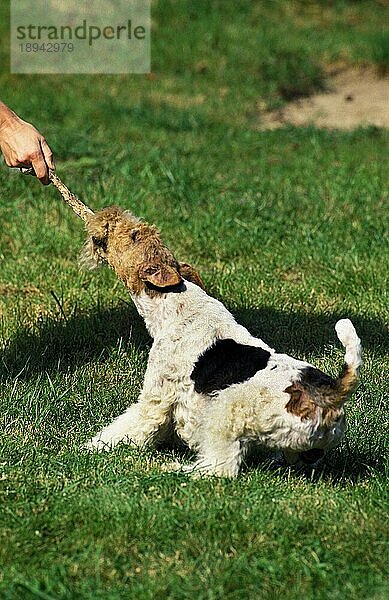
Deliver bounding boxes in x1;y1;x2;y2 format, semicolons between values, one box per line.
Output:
0;1;388;598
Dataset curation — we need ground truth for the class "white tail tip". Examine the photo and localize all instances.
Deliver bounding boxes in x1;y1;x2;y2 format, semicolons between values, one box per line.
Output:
335;319;362;371
335;319;357;347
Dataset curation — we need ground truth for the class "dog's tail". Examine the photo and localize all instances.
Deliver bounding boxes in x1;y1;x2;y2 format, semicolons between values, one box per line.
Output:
333;318;362;405
285;319;361;419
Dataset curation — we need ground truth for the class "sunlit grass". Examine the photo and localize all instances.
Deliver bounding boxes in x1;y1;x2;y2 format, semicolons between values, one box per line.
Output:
0;1;388;599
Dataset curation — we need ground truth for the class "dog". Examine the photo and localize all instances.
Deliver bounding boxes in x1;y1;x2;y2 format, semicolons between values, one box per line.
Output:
83;206;362;477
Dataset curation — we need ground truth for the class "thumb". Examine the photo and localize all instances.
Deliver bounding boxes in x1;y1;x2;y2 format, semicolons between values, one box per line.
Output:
40;138;55;170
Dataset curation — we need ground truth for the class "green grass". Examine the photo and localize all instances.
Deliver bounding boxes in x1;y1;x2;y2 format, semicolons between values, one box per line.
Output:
369;31;389;75
0;1;388;598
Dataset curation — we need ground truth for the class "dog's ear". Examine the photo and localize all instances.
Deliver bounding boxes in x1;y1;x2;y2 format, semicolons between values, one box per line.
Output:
80;233;108;270
139;264;182;288
80;214;110;268
179;262;205;290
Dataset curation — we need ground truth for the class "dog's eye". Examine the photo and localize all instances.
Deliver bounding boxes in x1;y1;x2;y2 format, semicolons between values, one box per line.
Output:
143;266;158;275
131;229;139;242
92;236;107;251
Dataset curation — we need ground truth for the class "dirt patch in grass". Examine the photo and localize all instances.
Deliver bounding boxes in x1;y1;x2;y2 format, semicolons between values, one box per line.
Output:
260;68;389;130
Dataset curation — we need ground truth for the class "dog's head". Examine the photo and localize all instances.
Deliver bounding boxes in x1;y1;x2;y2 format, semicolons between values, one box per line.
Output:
81;206;205;296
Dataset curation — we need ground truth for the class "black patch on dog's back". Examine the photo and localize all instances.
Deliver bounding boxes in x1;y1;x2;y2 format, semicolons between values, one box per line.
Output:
191;339;270;395
299;366;336;388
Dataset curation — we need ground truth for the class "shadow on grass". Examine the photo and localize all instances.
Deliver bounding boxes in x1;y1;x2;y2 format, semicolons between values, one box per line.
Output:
244;445;386;484
1;302;387;381
156;443;385;485
234;307;388;358
0;301;150;380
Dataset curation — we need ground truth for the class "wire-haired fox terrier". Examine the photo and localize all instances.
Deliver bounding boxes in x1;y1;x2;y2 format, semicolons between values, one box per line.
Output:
84;206;362;477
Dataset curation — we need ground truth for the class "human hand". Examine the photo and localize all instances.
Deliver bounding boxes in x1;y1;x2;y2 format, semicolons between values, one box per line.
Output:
0;104;54;184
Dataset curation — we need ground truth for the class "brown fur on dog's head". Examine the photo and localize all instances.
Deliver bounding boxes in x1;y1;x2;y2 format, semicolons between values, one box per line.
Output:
81;206;204;295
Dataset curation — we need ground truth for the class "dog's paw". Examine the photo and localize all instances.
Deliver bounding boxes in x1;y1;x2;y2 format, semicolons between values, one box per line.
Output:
182;462;236;478
160;460;184;473
82;437;112;452
160;461;204;477
173;464;203;478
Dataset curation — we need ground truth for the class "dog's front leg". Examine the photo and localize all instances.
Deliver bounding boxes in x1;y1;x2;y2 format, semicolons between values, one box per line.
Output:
183;438;246;478
84;393;172;452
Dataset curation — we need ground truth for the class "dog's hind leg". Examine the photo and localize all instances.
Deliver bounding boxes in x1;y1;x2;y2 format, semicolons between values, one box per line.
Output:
84;394;172;452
